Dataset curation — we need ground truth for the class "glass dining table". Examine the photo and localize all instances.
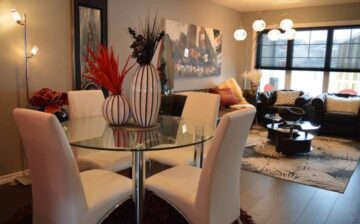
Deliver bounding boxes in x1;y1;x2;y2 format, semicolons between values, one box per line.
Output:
62;115;214;224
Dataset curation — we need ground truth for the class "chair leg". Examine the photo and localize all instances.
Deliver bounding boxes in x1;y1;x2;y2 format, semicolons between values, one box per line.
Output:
146;160;152;177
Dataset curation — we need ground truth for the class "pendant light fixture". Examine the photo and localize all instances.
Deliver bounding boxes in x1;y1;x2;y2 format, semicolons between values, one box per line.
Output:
252;19;266;32
234;28;247;41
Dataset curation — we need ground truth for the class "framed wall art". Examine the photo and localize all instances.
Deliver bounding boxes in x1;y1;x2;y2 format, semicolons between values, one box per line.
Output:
164;19;222;78
73;0;107;91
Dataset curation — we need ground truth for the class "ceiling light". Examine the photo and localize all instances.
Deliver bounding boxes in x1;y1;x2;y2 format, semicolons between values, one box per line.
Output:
234;29;247;41
284;28;296;40
253;19;266;32
280;19;293;31
268;29;281;41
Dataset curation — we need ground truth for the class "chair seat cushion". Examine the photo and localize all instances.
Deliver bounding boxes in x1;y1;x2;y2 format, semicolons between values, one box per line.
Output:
325;112;358;125
73;147;132;172
80;169;132;223
146;165;201;223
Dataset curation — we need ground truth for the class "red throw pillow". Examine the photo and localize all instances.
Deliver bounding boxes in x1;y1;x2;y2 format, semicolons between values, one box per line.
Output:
209;87;240;107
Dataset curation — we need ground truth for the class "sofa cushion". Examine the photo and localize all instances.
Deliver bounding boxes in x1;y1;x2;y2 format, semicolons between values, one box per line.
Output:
217;78;248;104
326;95;360;115
274;91;300;105
325;112;358;126
209;87;239;107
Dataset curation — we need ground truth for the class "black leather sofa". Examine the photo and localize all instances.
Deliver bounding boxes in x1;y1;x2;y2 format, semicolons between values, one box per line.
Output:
258;89;312;124
311;93;360;139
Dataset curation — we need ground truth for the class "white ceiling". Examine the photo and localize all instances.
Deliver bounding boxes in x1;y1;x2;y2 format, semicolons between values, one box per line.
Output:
209;0;360;12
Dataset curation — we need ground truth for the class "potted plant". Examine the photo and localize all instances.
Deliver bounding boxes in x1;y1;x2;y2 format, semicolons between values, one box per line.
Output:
128;14;165;128
29;88;68;122
85;44;135;126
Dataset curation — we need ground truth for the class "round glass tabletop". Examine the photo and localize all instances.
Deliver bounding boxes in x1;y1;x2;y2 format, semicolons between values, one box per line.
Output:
62;115;214;151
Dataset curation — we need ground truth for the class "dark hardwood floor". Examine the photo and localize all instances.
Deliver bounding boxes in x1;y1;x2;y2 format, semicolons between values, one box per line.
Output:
240;164;360;224
0;164;359;223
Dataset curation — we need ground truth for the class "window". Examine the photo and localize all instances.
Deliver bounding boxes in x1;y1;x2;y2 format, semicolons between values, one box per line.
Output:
257;34;287;68
328;72;360;93
292;30;328;69
259;70;285;91
255;25;360;95
256;25;360;72
331;28;360;70
290;71;323;96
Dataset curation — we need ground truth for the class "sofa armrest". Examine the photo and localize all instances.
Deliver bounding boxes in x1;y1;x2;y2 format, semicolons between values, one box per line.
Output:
295;95;312;107
259;91;273;104
311;94;326;124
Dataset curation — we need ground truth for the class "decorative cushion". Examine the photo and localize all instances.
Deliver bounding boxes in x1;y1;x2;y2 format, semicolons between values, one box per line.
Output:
209;87;239;107
217;78;248;104
274;91;300;105
326;95;360;115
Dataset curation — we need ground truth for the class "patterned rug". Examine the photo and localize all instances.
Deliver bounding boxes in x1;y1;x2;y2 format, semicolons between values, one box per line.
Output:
243;127;360;193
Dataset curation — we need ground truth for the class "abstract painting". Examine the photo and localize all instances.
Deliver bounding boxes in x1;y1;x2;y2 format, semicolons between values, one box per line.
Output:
164;19;222;78
79;6;101;90
73;0;107;92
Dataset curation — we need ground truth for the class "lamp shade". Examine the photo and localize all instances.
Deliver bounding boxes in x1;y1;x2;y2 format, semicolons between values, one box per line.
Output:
253;19;266;32
11;9;23;24
280;19;293;31
268;29;281;41
284;28;297;40
234;29;247;41
30;45;39;57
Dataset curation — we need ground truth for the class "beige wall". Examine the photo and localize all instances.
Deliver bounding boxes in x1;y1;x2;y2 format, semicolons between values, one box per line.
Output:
241;3;360;74
0;0;242;176
0;0;72;176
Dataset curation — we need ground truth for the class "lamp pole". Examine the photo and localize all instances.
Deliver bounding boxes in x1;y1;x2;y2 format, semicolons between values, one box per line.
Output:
23;13;31;106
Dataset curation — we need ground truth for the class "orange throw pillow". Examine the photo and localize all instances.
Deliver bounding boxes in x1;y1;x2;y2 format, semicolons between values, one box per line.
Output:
209;87;240;107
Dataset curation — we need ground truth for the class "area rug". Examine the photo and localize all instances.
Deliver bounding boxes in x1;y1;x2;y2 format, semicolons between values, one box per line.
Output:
5;191;255;224
243;127;360;193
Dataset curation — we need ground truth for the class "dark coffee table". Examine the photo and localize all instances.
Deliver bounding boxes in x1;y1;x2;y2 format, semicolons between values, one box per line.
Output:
266;117;320;154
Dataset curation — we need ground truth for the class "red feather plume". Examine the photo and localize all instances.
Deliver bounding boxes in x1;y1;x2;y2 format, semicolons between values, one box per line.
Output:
84;44;135;95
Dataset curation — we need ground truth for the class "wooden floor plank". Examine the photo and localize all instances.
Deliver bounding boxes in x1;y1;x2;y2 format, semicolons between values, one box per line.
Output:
325;197;360;224
240;174;284;211
265;184;318;224
296;189;339;224
355;206;360;224
240;170;265;192
247;179;298;224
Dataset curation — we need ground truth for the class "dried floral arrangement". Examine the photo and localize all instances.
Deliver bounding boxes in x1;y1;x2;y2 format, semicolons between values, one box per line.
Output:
242;69;263;85
128;13;165;65
29;88;68;114
85;44;135;94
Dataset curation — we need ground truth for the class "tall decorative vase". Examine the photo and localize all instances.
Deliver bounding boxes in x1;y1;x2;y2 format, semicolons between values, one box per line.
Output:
102;94;131;126
130;64;161;128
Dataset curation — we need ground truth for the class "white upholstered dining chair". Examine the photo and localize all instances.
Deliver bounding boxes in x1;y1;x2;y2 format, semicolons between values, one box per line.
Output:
146;108;256;224
13;109;132;224
146;91;220;167
68;90;132;172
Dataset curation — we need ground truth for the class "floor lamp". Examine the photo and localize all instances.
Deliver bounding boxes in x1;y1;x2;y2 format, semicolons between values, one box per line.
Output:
12;9;39;185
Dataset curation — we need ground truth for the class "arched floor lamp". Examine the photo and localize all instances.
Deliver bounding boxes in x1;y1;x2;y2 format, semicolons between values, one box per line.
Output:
12;9;39;185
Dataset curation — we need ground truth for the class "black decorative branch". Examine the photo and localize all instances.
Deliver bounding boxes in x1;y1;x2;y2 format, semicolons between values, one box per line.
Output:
128;13;165;66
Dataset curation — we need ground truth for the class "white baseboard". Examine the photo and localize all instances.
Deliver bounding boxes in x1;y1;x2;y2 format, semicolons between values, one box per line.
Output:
0;169;31;185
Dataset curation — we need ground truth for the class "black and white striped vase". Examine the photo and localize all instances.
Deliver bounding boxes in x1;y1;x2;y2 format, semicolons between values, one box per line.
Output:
102;94;131;126
130;64;161;128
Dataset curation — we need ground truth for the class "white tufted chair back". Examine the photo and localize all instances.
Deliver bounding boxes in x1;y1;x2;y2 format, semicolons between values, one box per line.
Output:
68;90;104;119
196;108;255;224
